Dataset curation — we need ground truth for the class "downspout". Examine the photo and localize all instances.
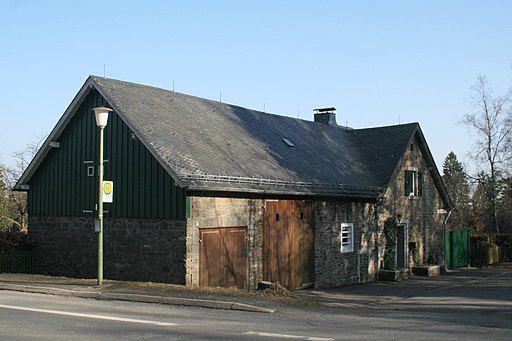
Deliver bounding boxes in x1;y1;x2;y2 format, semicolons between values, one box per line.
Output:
443;209;452;226
442;209;452;270
374;195;384;276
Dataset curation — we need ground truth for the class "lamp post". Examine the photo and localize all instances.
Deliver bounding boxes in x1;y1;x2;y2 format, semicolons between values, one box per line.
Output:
92;106;112;285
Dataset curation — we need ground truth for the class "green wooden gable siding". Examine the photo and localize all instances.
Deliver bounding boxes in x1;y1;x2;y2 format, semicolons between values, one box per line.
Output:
28;90;186;219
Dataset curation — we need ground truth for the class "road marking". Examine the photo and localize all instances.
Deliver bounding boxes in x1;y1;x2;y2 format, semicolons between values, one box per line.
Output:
0;304;178;327
243;331;334;340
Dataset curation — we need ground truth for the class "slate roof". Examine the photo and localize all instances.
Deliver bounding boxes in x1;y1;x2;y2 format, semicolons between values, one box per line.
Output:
16;76;450;203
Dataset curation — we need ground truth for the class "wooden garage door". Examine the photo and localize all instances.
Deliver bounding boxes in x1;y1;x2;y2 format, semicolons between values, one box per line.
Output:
263;200;314;290
199;227;247;288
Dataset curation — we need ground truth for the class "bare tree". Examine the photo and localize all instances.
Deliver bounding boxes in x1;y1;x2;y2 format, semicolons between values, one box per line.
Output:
462;75;512;233
3;134;46;232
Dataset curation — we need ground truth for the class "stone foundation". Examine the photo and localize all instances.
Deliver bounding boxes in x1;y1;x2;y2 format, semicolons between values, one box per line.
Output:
29;215;186;284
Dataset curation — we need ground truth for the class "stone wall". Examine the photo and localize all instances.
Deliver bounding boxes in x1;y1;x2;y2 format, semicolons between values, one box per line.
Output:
186;197;263;288
187;197;380;289
380;134;447;268
29;215;187;283
313;201;378;288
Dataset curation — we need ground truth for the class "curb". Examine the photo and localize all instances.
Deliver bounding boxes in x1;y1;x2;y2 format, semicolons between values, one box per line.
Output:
0;283;275;314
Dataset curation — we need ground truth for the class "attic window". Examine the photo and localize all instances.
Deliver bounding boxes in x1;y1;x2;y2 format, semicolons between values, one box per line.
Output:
282;138;295;148
405;170;424;197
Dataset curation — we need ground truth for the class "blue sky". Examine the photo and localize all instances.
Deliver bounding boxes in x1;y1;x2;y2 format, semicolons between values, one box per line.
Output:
1;0;511;175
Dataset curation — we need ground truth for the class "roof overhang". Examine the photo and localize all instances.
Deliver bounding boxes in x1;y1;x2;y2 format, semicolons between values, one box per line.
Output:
186;186;382;202
14;77;97;191
410;125;453;209
14;76;187;191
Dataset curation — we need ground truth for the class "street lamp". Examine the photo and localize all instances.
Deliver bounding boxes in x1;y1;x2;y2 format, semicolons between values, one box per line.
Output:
92;106;112;285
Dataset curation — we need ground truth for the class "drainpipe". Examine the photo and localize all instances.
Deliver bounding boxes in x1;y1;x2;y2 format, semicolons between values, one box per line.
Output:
358;247;365;282
444;209;452;226
442;209;452;270
374;195;384;274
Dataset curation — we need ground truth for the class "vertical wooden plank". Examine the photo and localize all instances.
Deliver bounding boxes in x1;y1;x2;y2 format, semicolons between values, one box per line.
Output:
222;227;247;288
131;136;138;218
145;147;152;217
121;121;128;217
126;126;137;218
199;229;223;287
176;186;185;219
139;141;146;218
170;175;177;218
72;112;79;215
157;165;164;219
84;103;92;216
149;153;158;215
163;172;171;218
262;200;275;282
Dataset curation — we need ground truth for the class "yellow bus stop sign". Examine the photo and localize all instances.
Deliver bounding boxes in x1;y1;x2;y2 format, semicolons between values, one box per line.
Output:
103;181;113;203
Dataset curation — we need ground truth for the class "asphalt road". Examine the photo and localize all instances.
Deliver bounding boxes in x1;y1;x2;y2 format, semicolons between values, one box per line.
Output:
1;276;511;341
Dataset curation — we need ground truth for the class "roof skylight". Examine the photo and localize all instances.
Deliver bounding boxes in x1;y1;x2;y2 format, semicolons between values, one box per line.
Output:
282;138;295;148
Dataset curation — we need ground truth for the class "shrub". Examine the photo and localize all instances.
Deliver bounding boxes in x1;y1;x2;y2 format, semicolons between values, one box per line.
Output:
0;231;36;253
383;217;397;270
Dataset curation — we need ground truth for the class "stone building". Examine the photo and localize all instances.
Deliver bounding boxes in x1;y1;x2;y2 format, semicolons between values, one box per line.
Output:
15;76;452;289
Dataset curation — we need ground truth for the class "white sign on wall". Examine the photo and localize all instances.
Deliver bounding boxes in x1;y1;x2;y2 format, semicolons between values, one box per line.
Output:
103;181;113;203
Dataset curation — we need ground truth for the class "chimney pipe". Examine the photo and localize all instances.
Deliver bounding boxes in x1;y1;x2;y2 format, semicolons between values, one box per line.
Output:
314;107;337;127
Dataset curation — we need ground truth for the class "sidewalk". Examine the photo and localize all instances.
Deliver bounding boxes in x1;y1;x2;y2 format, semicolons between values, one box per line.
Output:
0;273;278;313
2;267;511;314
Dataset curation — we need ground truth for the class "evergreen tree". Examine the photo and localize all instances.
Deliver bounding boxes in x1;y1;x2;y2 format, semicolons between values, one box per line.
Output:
442;152;471;229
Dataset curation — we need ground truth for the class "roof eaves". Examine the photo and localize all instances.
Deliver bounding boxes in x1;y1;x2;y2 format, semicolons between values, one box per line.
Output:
186;184;382;201
414;126;453;208
14;76;96;190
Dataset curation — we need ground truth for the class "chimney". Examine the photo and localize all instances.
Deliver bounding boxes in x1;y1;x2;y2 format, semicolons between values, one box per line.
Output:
314;107;337;127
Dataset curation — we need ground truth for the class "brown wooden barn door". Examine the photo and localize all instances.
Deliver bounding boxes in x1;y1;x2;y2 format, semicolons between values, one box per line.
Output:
199;227;247;288
263;200;314;289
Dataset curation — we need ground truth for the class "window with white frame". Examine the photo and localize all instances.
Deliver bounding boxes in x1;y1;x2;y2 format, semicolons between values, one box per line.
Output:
340;223;354;253
404;169;424;197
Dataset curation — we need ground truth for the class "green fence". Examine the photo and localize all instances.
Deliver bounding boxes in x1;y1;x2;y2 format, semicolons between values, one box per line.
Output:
0;251;34;273
445;229;470;270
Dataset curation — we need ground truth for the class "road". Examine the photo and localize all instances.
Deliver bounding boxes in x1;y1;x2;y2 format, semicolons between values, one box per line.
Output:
1;283;511;341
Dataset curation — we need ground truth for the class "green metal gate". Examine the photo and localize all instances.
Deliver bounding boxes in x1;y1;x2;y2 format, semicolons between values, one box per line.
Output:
445;229;470;270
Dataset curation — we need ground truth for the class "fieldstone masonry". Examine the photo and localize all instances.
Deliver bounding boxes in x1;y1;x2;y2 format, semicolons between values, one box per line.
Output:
186;197;264;289
29;215;186;283
187;197;380;289
313;201;378;288
380;136;446;268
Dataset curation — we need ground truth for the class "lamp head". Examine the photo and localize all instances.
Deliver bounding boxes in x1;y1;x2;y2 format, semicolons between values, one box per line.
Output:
92;107;113;128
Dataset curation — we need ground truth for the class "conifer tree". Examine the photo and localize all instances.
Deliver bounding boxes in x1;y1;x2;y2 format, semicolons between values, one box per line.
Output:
442;152;471;229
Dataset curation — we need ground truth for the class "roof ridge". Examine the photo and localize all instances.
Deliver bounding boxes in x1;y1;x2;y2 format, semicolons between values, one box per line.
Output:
90;75;316;125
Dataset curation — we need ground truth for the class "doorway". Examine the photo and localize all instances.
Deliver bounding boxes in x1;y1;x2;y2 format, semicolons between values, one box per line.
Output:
262;200;314;289
199;227;247;288
396;224;407;268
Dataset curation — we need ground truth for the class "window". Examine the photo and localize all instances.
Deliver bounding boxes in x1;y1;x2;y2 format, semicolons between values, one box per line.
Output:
340;223;354;253
405;170;424;197
281;138;295;148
